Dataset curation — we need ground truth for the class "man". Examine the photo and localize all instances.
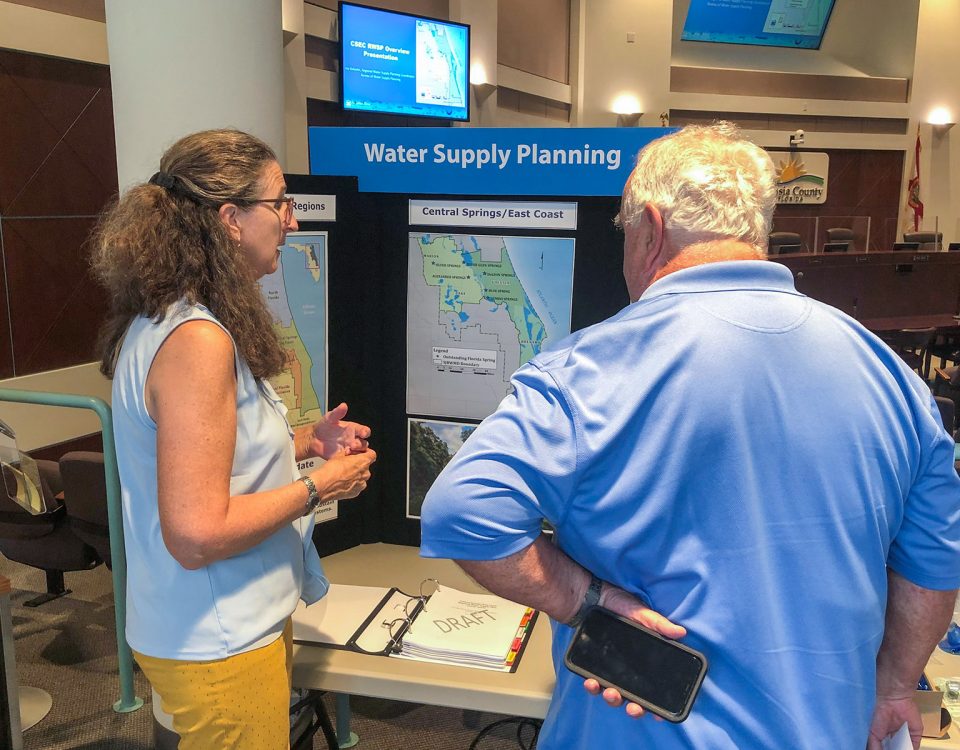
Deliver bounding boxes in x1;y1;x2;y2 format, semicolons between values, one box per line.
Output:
420;123;960;749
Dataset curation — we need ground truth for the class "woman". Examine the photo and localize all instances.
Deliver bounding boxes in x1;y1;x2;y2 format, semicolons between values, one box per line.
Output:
91;129;376;749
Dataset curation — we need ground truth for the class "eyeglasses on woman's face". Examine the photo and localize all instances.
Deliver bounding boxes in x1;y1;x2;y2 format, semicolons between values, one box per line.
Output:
247;195;296;225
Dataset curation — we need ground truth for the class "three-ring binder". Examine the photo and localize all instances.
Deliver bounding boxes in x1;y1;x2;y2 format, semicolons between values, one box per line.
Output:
293;578;441;656
293;578;538;672
365;578;440;655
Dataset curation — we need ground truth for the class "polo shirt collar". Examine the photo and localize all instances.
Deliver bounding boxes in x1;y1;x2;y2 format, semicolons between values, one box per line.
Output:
639;260;799;303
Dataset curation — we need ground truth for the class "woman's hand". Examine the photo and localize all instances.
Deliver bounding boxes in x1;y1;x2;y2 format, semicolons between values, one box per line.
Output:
299;403;371;461
311;449;377;503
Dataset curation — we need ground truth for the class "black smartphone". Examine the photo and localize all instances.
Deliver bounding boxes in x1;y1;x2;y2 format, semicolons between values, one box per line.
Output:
563;606;708;723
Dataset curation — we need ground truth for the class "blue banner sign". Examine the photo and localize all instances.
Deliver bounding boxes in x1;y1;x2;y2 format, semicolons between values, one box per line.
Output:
308;127;674;196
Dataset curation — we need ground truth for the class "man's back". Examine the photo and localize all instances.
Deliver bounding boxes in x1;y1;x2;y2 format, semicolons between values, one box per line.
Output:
421;260;960;749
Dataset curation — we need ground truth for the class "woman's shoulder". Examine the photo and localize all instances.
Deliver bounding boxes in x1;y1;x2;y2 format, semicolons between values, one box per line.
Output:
122;300;232;359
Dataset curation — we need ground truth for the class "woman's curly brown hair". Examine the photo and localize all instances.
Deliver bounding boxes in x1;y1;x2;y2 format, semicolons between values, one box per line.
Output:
91;129;286;380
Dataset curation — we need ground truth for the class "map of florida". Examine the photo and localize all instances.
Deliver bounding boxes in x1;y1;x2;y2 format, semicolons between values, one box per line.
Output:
417;235;547;366
271;317;322;428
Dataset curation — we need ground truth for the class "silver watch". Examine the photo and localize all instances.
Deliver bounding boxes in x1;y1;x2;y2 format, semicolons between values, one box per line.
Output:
299;476;321;516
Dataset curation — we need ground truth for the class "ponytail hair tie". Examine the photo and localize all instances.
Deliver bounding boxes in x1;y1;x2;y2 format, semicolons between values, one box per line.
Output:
148;171;177;191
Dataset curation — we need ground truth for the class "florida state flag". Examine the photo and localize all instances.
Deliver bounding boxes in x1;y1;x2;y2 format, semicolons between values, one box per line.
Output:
906;127;923;232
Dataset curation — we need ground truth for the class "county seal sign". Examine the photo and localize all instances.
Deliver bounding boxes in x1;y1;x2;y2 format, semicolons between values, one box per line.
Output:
771;152;829;205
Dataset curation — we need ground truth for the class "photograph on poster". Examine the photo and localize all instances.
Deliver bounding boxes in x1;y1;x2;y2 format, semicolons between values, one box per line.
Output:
406;418;477;518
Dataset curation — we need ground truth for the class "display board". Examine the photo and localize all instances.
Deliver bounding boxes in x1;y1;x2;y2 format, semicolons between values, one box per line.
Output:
270;175;384;555
302;128;669;548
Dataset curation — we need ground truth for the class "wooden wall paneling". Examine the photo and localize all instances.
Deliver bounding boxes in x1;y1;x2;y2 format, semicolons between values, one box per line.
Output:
2;217;106;375
0;49;115;377
0;222;15;380
771;149;904;253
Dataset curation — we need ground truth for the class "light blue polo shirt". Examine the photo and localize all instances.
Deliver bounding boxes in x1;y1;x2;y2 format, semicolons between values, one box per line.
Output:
420;260;960;749
113;301;328;660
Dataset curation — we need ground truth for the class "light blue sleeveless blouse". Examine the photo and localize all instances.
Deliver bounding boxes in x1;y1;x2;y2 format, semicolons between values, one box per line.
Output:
112;301;328;660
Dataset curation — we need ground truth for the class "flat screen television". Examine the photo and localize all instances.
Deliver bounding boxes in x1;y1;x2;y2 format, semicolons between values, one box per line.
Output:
339;1;470;121
681;0;836;50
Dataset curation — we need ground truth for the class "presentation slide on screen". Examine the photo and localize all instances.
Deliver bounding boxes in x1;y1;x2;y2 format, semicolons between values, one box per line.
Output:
341;3;468;120
681;0;836;49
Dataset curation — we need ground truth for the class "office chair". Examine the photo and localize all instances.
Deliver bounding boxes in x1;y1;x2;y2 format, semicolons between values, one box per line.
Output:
59;452;112;568
879;327;937;377
0;457;101;606
768;232;803;255
935;366;960;420
825;227;854;253
903;231;943;252
924;332;960;375
935;396;956;439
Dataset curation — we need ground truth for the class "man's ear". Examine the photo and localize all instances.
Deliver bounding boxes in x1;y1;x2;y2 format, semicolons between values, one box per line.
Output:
218;203;242;244
638;202;667;274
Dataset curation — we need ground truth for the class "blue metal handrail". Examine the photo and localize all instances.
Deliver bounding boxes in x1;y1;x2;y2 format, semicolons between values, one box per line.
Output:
0;389;142;713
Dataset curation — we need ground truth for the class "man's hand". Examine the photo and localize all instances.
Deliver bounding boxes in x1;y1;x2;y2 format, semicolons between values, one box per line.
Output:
869;571;954;750
301;403;371;460
582;583;687;719
866;696;921;750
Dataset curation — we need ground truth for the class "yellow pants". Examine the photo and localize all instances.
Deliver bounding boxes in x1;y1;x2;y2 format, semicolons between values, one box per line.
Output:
134;620;293;750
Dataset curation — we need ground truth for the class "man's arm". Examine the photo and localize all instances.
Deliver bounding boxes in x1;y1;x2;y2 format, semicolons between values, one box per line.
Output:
457;534;590;623
457;533;687;719
867;569;956;750
457;534;687;635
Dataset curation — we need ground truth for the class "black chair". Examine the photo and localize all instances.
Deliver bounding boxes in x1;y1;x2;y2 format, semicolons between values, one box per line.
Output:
154;688;340;750
825;227;854;253
0;457;100;606
903;231;943;252
935;395;956;439
768;232;803;255
935;366;960;421
924;332;960;375
59;451;113;568
879;327;937;377
290;690;339;750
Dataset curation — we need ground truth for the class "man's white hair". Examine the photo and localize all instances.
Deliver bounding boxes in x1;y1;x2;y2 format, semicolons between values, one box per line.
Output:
620;122;777;251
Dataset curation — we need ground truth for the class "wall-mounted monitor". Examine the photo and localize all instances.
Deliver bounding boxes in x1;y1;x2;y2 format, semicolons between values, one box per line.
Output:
339;1;470;122
681;0;836;50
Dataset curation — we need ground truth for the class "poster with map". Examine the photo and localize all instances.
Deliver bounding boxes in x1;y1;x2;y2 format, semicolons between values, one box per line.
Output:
260;232;328;430
406;233;575;420
260;232;327;428
260;231;336;520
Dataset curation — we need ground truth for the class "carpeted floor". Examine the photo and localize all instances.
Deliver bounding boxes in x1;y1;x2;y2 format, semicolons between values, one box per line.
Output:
1;560;537;750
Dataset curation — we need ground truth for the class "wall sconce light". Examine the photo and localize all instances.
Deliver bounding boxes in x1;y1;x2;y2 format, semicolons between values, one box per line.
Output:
927;107;955;137
612;94;642;127
470;65;497;102
471;81;497;101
